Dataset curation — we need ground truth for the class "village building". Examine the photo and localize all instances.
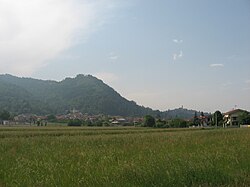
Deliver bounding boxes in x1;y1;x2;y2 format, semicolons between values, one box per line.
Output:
198;115;212;127
111;117;127;126
223;109;245;127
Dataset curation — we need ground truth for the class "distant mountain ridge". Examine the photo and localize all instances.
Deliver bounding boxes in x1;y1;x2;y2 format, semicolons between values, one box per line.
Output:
0;74;203;118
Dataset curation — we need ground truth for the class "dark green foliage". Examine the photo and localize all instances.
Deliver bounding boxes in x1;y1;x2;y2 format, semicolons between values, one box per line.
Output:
68;119;82;126
0;74;156;116
47;114;56;122
162;108;208;119
0;110;11;120
213;110;223;126
168;119;188;128
95;120;104;127
36;120;41;126
238;111;250;125
82;120;93;126
0;74;206;118
144;115;156;127
156;119;167;128
193;111;199;126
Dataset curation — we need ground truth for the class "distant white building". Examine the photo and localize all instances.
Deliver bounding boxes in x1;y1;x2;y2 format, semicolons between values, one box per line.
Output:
2;120;10;125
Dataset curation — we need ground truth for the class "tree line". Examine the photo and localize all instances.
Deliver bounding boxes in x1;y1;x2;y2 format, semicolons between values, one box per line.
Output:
1;109;250;127
143;110;250;128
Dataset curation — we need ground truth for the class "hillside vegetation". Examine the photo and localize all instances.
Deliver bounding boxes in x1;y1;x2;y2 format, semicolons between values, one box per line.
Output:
0;74;155;116
0;74;201;118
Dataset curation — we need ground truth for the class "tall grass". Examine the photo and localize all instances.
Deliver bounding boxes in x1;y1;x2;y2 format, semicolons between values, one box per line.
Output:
0;127;249;186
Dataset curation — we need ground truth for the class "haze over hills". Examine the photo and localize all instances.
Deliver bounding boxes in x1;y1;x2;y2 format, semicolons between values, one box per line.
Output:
0;74;202;118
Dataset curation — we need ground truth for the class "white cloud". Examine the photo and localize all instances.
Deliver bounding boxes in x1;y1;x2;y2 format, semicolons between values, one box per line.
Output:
0;0;117;76
173;39;183;44
173;53;178;61
245;80;250;84
173;50;183;61
209;64;224;67
178;50;183;58
108;52;119;61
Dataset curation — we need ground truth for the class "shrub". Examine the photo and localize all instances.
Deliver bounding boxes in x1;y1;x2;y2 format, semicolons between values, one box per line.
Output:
143;115;156;127
68;119;82;126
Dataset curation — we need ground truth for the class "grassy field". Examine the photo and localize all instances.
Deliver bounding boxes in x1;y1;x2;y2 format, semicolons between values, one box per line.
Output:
0;126;249;186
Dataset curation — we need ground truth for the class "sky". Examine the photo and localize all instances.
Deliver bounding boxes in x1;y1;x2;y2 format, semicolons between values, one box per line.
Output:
0;0;250;113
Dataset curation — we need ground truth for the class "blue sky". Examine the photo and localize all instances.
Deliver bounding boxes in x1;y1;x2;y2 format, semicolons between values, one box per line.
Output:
0;0;250;112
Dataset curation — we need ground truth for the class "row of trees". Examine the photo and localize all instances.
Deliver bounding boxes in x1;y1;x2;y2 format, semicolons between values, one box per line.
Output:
144;110;250;128
67;119;120;127
143;115;188;128
2;109;250;127
193;111;223;127
211;110;250;126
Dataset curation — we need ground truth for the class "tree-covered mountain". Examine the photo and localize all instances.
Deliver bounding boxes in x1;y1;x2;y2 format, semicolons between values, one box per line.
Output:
0;74;157;116
161;108;209;119
0;74;204;118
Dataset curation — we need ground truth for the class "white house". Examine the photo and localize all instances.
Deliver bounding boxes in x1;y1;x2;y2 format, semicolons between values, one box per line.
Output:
223;109;245;127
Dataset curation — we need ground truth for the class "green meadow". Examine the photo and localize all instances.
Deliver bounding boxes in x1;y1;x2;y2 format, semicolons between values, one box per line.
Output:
0;127;249;186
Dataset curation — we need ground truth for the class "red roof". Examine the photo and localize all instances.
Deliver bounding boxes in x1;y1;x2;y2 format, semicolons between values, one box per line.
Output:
224;109;245;115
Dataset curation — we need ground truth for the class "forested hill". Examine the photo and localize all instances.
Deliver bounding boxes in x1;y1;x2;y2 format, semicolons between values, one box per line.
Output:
0;74;203;118
0;74;157;116
162;108;209;119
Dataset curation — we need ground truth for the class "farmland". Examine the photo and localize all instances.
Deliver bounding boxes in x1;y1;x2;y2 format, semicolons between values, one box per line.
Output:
0;126;249;186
